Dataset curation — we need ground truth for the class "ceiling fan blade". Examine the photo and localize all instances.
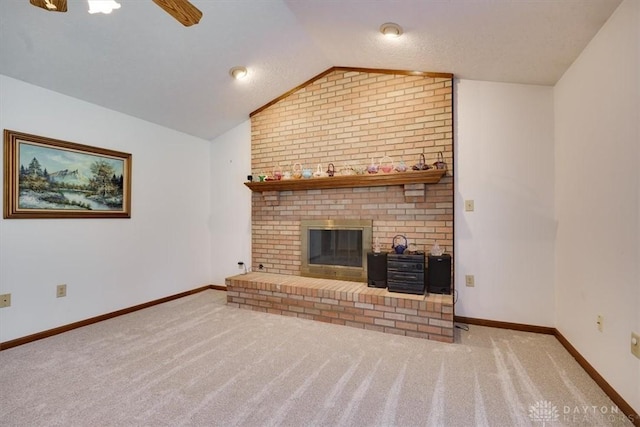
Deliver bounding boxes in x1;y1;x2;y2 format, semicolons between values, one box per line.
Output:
152;0;202;27
29;0;68;12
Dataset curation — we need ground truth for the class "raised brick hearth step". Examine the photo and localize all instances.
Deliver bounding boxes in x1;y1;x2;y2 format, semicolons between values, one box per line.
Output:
225;272;454;343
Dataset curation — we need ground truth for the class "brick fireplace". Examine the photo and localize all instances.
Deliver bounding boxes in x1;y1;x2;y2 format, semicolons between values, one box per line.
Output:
249;67;454;274
232;67;455;342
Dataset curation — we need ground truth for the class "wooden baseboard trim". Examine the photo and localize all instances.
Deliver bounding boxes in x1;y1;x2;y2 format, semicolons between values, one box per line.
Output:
209;284;227;291
554;330;639;426
0;285;213;351
454;315;556;335
454;315;639;426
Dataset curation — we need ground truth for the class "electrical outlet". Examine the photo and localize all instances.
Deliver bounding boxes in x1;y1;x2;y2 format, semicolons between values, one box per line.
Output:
631;332;640;359
596;315;603;332
465;275;475;287
0;293;11;308
464;200;475;212
56;284;67;298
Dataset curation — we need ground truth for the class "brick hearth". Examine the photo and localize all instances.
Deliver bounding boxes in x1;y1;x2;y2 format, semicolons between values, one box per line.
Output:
225;272;454;343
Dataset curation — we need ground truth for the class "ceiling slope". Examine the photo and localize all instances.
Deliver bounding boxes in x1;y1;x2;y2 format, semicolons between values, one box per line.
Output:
0;0;622;140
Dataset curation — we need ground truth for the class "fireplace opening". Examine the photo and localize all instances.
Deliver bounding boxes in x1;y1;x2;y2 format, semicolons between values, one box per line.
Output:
301;219;372;282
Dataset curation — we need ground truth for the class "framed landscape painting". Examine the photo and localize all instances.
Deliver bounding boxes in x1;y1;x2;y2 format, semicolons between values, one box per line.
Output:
3;129;131;219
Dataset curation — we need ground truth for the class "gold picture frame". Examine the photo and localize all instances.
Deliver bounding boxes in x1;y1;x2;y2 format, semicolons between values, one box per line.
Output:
3;129;132;219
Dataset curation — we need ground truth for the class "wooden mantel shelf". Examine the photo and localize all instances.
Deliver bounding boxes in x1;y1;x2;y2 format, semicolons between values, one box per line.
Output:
244;169;447;192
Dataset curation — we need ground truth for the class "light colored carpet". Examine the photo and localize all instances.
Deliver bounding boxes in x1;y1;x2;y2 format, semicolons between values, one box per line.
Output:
0;290;632;426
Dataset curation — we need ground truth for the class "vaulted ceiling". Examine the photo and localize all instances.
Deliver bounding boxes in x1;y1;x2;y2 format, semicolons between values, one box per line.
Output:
0;0;622;140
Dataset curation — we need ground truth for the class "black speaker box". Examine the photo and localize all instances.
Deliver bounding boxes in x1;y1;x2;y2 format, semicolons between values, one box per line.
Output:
367;252;387;288
427;254;452;294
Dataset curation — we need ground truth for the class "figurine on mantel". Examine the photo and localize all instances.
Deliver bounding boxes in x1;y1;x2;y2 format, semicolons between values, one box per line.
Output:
340;162;355;176
367;157;378;174
412;153;431;171
379;155;394;173
326;163;335;177
433;152;447;170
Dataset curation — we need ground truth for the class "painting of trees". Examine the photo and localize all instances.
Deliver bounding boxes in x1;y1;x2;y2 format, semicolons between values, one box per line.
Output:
20;157;50;191
5;129;131;218
90;160;117;198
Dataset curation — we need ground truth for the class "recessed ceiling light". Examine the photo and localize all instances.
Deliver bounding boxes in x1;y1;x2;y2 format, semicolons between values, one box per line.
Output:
380;22;403;38
229;66;248;80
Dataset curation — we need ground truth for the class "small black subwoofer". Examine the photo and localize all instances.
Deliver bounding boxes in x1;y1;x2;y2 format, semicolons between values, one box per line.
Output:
427;254;452;294
367;252;387;288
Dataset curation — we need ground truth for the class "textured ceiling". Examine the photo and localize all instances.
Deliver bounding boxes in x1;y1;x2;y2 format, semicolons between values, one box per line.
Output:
0;0;622;140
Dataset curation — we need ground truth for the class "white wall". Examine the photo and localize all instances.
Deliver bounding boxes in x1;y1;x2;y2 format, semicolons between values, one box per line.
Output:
209;120;252;284
0;76;212;342
554;0;639;414
454;79;556;327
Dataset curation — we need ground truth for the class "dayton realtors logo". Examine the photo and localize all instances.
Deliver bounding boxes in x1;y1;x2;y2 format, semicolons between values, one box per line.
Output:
529;400;560;426
562;404;627;424
529;400;631;425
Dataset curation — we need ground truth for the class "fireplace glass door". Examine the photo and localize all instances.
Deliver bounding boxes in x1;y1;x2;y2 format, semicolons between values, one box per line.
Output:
308;229;363;267
300;219;372;282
